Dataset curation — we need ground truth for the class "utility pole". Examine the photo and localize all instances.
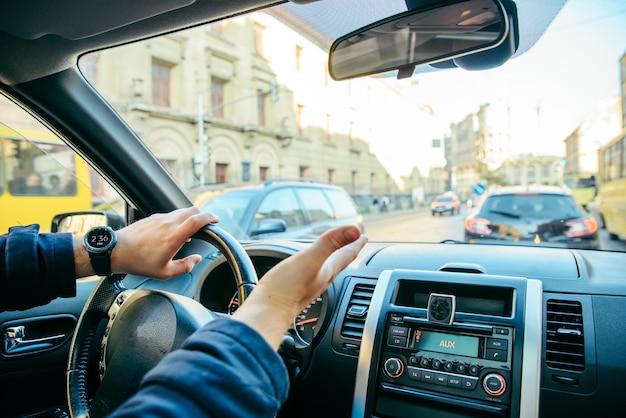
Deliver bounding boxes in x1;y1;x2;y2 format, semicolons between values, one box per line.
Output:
198;92;205;186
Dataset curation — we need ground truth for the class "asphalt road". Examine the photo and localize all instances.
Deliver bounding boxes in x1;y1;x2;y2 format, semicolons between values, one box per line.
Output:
363;206;626;251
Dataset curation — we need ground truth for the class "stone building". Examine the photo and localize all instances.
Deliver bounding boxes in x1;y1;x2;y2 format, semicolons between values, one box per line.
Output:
79;12;414;199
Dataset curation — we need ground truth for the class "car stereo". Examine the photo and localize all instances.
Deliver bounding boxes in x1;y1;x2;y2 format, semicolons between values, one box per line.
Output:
352;270;543;418
381;312;513;403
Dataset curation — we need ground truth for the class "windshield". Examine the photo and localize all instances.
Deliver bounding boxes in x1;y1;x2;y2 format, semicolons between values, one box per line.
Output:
78;0;626;252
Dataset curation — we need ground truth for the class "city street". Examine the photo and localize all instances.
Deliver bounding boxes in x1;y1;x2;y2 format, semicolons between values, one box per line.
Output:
363;206;626;251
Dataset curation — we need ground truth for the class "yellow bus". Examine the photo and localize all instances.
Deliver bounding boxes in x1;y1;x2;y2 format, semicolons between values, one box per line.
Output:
563;173;596;209
0;125;93;233
596;129;626;240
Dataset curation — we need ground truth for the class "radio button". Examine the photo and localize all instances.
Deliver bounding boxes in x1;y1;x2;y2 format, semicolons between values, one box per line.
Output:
447;376;463;388
456;363;467;374
486;348;507;362
420;371;435;383
494;327;509;335
383;357;404;379
431;359;442;370
434;373;447;386
462;377;478;391
483;373;507;397
443;361;454;372
407;366;421;381
387;334;407;348
419;357;430;368
389;326;408;337
408;356;418;366
487;338;508;350
468;364;480;376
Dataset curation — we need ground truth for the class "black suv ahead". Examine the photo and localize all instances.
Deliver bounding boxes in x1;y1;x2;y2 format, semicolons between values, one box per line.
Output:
464;185;600;249
194;179;364;240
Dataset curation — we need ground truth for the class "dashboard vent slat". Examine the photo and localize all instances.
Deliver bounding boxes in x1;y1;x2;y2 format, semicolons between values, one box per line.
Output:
340;283;375;342
545;299;585;371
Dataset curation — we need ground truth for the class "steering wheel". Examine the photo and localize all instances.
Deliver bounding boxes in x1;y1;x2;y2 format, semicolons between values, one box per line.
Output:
66;225;258;418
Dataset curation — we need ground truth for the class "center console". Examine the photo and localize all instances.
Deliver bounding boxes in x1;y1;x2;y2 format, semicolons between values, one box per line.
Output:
352;269;542;418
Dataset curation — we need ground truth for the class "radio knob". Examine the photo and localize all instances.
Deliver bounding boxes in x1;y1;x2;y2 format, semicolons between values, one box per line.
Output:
383;357;405;379
482;373;506;397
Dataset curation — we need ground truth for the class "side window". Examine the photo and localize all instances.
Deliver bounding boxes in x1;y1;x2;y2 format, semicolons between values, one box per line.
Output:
0;95;125;233
296;187;334;223
324;188;359;219
255;188;306;229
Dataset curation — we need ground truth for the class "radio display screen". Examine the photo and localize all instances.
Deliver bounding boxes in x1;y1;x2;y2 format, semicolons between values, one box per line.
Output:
412;329;479;358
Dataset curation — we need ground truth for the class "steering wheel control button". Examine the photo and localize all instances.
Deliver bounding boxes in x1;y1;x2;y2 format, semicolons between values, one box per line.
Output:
383;358;404;379
486;348;507;362
483;373;507;397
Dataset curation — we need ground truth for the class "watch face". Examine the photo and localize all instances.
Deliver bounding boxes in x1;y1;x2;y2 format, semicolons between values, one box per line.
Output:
85;227;116;252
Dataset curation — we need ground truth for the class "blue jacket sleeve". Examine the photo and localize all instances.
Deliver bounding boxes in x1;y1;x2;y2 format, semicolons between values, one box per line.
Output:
110;318;290;418
0;224;76;312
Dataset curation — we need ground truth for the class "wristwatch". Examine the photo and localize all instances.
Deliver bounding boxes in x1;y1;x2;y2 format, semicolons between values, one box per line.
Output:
83;226;118;276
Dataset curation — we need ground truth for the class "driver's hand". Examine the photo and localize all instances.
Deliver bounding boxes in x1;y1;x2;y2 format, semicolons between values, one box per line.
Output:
232;224;368;350
103;206;219;279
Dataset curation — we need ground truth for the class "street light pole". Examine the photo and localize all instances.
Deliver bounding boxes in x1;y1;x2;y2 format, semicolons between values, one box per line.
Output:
198;92;205;186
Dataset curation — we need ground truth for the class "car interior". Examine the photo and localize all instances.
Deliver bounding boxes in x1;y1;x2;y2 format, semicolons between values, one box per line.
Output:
1;1;625;417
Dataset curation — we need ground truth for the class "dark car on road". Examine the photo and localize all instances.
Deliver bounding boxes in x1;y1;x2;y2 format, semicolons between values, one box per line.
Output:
464;186;599;249
194;179;364;240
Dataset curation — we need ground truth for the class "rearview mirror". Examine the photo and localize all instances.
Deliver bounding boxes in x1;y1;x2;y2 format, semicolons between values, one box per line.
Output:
328;0;509;80
51;210;126;234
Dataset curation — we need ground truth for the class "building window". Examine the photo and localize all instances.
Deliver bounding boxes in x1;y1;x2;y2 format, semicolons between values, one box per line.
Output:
327;168;334;184
257;91;267;128
259;166;269;181
351;171;358;194
299;166;309;179
209;21;225;38
211;78;226;119
528;165;536;184
216;163;228;183
254;23;265;56
295;45;303;73
152;60;171;107
296;104;304;137
242;161;250;182
325;114;332;142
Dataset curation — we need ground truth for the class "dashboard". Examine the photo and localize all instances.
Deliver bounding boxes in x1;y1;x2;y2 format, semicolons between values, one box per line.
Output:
126;238;626;418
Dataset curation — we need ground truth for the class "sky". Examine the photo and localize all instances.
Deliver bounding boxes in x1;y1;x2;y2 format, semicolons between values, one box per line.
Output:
374;0;626;181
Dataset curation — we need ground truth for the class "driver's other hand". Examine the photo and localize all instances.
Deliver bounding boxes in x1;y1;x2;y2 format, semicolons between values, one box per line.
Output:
113;206;220;279
232;224;368;350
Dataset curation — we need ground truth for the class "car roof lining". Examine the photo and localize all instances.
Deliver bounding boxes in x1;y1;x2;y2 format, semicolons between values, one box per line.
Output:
0;0;282;86
0;0;566;86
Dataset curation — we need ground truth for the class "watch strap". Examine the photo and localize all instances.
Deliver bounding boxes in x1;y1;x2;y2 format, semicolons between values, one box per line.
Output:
89;251;112;276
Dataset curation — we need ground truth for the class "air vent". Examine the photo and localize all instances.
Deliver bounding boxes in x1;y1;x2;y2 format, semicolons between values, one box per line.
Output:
340;283;375;341
545;299;585;371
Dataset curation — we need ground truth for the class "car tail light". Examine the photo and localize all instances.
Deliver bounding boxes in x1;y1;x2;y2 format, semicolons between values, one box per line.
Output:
465;218;492;235
564;219;598;237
